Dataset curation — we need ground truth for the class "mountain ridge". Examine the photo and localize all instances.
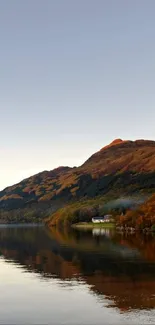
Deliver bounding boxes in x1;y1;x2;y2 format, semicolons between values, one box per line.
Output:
0;139;155;219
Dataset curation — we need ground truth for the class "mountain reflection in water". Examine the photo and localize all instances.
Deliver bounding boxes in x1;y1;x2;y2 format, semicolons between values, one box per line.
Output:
0;225;155;314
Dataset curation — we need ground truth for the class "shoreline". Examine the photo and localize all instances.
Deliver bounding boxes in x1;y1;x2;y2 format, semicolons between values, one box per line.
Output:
72;222;115;229
72;223;155;234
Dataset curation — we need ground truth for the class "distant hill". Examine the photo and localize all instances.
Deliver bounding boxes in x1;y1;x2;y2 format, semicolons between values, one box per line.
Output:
0;139;155;222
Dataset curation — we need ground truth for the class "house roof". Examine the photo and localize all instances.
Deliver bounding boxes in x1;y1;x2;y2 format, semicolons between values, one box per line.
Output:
104;215;112;219
92;215;112;220
92;216;106;220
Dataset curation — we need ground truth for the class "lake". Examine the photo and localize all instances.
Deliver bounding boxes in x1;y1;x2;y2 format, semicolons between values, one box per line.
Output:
0;225;155;324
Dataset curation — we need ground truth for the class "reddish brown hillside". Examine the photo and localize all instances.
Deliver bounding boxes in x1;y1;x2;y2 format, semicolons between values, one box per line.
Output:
81;139;155;175
0;139;155;213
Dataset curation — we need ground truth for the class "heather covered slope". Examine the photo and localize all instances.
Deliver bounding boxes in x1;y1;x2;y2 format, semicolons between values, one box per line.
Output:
0;139;155;216
0;167;73;209
81;139;155;174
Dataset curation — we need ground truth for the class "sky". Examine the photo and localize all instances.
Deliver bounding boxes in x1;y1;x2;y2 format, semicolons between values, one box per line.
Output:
0;0;155;190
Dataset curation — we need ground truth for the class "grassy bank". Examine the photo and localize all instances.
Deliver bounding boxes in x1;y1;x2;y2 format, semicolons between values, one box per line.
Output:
72;222;115;229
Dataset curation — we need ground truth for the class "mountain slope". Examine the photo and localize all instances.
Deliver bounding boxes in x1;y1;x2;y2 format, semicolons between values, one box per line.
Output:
0;139;155;214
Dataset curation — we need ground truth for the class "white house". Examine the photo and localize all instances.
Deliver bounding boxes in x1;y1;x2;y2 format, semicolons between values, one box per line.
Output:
92;215;113;223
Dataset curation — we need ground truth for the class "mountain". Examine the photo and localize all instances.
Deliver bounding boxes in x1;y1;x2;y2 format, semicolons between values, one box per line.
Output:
0;139;155;222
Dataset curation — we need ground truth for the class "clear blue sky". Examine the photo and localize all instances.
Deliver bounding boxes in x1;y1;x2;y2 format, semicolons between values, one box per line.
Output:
0;0;155;190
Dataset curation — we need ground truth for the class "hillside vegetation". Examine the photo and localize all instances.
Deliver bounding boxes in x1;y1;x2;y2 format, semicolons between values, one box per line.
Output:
0;139;155;223
117;194;155;231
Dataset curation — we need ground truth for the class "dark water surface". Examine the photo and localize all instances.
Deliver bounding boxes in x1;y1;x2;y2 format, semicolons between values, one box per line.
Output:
0;225;155;324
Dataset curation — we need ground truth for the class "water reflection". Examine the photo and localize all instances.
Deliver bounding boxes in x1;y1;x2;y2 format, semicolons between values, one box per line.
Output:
0;225;155;313
92;228;113;237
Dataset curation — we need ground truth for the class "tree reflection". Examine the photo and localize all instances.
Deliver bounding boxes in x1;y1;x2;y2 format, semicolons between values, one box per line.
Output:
0;226;155;312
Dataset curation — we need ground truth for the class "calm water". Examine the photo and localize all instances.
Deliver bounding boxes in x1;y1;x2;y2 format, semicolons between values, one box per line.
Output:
0;226;155;324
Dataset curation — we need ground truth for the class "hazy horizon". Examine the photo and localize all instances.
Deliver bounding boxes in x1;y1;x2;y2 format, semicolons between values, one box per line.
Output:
1;0;155;190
